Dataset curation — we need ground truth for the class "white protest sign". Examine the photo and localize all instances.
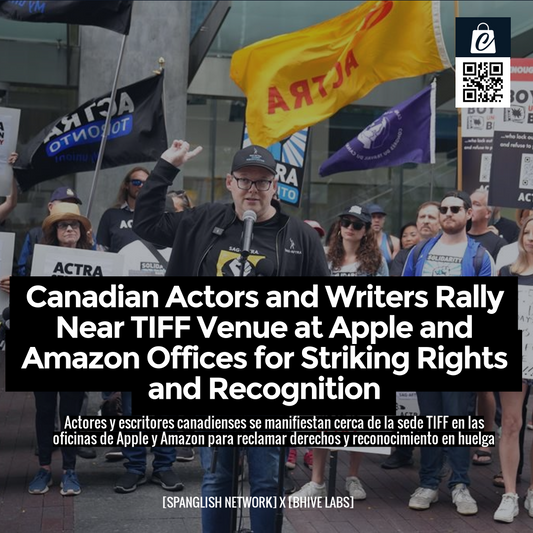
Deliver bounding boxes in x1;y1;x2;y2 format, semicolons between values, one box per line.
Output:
0;232;15;311
396;391;420;416
519;285;533;379
0;107;21;196
31;245;124;277
118;240;171;276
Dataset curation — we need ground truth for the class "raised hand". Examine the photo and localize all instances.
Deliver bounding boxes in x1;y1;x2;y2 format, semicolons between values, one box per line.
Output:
161;140;203;168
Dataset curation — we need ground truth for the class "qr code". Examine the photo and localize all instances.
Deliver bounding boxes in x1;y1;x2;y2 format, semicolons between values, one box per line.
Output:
520;154;533;190
461;61;504;103
456;57;509;108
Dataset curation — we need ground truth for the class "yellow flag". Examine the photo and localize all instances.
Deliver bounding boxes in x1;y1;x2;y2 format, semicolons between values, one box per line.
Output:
230;1;451;147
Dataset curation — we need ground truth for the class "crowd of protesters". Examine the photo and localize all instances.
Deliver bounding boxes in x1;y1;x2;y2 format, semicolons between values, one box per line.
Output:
1;140;532;530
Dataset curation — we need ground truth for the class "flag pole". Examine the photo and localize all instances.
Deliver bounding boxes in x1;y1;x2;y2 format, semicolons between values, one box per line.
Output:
155;57;168;162
156;57;166;119
455;0;463;190
85;33;128;220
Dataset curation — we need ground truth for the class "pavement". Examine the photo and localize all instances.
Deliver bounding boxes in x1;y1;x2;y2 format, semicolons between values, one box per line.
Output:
2;351;533;532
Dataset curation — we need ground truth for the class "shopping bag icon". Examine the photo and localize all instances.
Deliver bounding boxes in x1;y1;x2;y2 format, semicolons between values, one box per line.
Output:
471;22;496;54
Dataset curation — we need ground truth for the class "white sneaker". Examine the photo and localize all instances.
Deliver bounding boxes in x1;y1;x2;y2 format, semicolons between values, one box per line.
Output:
494;492;519;523
524;488;533;518
289;481;327;500
345;476;366;500
451;484;478;515
409;487;439;510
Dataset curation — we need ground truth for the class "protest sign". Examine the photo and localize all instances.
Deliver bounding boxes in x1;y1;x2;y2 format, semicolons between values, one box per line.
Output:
489;58;533;207
519;284;533;379
30;245;124;277
0;107;20;196
0;232;14;311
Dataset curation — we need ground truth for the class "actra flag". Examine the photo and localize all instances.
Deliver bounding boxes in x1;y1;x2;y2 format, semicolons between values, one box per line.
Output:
230;1;451;147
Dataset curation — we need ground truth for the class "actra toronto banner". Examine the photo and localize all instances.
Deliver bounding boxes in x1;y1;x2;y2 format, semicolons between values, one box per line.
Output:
14;73;167;192
230;0;451;147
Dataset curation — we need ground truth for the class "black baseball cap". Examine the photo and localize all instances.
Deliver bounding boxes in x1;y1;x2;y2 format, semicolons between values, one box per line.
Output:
365;203;387;216
440;190;472;209
231;145;277;175
49;186;82;205
337;204;371;225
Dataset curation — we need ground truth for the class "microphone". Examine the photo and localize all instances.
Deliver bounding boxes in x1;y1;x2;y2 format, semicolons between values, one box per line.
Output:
255;258;274;277
240;210;257;257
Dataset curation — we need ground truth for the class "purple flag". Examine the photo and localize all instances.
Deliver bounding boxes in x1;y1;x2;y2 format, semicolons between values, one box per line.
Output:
319;80;436;177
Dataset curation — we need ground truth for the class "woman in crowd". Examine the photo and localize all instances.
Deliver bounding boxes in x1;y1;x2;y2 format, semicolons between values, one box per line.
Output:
494;215;533;522
290;205;387;503
28;203;92;496
400;222;420;250
325;204;388;277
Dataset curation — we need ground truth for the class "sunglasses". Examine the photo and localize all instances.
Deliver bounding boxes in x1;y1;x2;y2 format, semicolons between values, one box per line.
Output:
57;221;80;230
129;179;145;187
340;218;365;230
439;205;464;215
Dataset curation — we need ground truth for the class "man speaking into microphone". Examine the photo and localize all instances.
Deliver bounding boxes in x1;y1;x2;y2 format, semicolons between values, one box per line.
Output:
133;140;328;533
133;140;329;278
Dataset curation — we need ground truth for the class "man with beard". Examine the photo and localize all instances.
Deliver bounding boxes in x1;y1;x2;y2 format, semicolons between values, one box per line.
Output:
402;190;494;277
96;167;149;253
389;201;441;276
401;191;493;516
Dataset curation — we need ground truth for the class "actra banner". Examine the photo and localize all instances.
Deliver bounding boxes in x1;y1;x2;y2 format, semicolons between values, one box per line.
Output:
14;73;167;192
230;0;451;148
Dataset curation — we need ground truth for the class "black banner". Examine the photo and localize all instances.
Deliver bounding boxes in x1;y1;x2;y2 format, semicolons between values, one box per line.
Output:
14;72;167;192
0;0;133;35
6;276;521;416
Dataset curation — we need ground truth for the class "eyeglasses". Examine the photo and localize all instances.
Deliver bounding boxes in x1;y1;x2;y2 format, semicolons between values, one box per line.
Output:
57;221;80;230
129;179;145;187
439;205;465;215
340;218;365;231
232;176;273;191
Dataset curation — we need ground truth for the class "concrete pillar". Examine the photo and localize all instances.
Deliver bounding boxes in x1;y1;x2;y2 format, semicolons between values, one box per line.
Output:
76;0;191;228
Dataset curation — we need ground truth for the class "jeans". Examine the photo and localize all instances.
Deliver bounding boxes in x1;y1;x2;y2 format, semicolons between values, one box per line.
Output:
199;447;281;533
122;446;176;475
34;391;84;470
120;392;174;475
416;391;472;489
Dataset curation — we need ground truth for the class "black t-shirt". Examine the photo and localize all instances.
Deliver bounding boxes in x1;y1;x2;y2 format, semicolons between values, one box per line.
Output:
96;207;138;253
200;213;281;276
500;264;533;285
495;217;520;244
469;231;507;260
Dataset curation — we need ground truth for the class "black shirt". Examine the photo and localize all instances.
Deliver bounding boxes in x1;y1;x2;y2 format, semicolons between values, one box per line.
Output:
494;217;520;244
500;265;533;286
97;206;139;253
199;213;280;276
469;231;508;260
